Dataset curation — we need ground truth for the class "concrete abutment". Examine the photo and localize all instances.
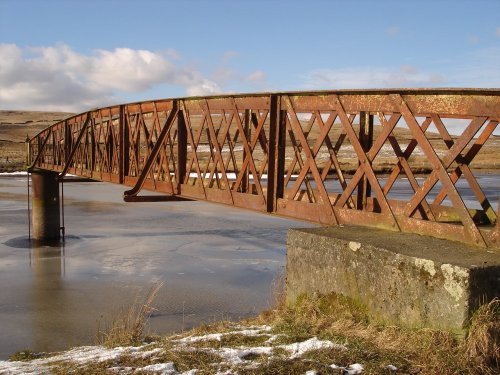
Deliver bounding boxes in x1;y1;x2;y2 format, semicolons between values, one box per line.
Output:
286;226;500;333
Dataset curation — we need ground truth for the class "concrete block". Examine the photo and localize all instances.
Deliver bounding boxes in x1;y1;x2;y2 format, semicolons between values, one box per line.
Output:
286;226;500;333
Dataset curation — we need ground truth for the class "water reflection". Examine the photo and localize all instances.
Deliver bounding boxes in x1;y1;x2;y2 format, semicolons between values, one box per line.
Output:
0;177;308;359
30;242;67;352
0;174;497;359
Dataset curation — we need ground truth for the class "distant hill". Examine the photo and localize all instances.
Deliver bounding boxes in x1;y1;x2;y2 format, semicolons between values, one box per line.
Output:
0;110;74;172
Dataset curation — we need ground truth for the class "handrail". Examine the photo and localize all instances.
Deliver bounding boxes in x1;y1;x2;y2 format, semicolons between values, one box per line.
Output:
28;89;500;248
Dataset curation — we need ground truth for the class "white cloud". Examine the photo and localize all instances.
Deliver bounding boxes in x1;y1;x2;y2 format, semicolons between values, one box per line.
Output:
174;67;222;96
88;48;176;92
302;65;446;89
0;44;221;112
185;79;221;96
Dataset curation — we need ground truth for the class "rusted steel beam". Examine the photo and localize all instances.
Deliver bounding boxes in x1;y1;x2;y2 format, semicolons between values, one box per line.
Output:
432;117;498;224
241;109;251;194
229;99;266;201
395;95;487;247
201;99;234;203
283;95;338;222
123;102;179;198
177;107;187;193
28;89;500;249
333;94;398;229
28;130;51;170
58;114;91;177
119;105;127;184
267;94;285;213
232;110;268;204
357;111;373;210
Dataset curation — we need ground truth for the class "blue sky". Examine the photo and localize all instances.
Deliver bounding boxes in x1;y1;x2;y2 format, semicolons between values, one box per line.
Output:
0;0;499;112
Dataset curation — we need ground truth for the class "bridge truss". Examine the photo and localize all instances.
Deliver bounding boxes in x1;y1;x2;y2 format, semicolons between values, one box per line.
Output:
28;89;500;248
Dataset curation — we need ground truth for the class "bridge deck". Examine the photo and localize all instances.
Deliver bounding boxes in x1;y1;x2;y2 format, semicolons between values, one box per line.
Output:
28;89;500;248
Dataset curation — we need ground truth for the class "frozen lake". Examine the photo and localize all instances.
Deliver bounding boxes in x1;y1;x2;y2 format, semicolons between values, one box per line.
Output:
0;176;311;359
0;172;497;359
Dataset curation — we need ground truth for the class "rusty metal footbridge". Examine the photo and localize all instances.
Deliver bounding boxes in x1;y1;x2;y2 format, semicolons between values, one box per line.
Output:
28;89;500;248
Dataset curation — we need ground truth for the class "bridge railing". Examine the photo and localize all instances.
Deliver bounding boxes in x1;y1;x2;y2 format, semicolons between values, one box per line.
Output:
28;89;500;248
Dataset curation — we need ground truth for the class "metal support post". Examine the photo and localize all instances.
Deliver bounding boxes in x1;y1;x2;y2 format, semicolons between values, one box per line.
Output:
177;105;187;193
267;95;285;213
31;169;60;241
357;111;373;210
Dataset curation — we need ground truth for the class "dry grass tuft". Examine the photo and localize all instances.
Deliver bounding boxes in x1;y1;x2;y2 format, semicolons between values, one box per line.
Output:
156;348;224;373
256;292;474;374
269;267;287;311
465;297;500;374
96;281;164;347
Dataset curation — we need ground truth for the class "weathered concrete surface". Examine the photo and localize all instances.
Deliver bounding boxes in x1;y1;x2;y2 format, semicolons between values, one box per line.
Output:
286;226;500;333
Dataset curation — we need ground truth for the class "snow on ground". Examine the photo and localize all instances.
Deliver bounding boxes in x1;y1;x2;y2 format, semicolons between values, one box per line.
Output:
281;337;346;359
0;171;28;176
0;325;365;374
0;171;77;177
332;363;364;374
0;345;150;374
176;325;272;344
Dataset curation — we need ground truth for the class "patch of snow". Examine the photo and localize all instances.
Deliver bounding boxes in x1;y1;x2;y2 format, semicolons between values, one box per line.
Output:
264;334;282;344
179;333;224;343
108;366;134;374
0;344;153;374
179;336;345;370
183;172;280;181
0;171;27;176
0;171;77;177
0;327;347;375
305;371;319;375
330;363;365;374
236;326;271;335
386;364;398;371
140;362;176;374
137;347;163;358
280;337;346;359
345;363;364;374
59;345;128;363
214;346;274;365
177;325;271;344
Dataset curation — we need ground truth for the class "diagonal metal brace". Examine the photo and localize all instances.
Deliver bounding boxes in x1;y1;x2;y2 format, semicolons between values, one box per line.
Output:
124;102;179;198
28;131;51;171
60;114;92;178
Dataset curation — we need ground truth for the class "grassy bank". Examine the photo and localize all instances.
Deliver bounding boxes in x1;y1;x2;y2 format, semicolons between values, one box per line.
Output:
3;290;498;374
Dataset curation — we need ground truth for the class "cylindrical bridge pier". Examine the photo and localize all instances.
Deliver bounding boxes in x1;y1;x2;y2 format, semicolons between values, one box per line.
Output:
31;169;60;241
